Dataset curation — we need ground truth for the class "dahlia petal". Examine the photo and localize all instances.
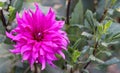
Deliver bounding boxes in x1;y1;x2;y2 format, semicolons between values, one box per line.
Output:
41;45;54;53
47;61;55;67
10;48;20;54
40;48;45;55
6;32;14;39
58;51;65;59
46;8;55;20
46;54;57;60
61;46;67;50
21;45;31;54
29;58;35;68
22;52;30;60
41;57;46;70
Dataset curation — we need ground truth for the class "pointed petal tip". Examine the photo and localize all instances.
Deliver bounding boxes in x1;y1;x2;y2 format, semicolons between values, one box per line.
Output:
34;3;39;9
58;51;65;59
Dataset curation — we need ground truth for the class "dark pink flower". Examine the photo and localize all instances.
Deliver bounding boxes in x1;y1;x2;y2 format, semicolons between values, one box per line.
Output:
6;4;69;70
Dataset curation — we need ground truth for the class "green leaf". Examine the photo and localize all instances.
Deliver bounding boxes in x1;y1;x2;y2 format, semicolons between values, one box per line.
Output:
81;32;93;38
103;20;112;33
70;0;83;24
9;0;23;21
70;0;79;14
72;38;82;49
13;0;23;12
8;6;15;21
82;0;94;12
101;51;112;56
72;50;81;62
112;32;120;39
101;41;119;47
85;10;98;32
89;55;104;64
98;24;104;35
107;23;120;40
104;57;120;65
98;57;120;71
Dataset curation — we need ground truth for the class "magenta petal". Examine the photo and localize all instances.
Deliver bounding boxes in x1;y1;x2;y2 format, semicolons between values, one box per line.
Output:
22;52;30;60
10;48;20;54
6;32;14;39
41;57;46;70
58;51;65;59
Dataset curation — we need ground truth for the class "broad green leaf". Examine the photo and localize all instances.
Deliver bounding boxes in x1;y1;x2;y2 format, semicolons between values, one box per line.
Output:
9;0;23;21
81;32;93;38
13;0;23;12
72;50;80;62
8;6;15;21
108;23;120;35
103;20;112;33
81;46;89;54
89;55;104;64
113;33;120;39
112;32;120;39
85;10;98;32
82;0;94;12
70;0;83;24
107;23;120;40
89;47;94;55
101;41;119;47
70;0;79;14
104;57;120;65
101;51;112;56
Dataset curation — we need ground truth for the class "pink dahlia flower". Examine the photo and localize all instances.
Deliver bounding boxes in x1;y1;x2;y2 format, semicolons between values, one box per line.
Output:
6;4;69;70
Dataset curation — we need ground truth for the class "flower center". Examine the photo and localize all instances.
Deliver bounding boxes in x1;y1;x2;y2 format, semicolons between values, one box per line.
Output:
34;32;43;41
